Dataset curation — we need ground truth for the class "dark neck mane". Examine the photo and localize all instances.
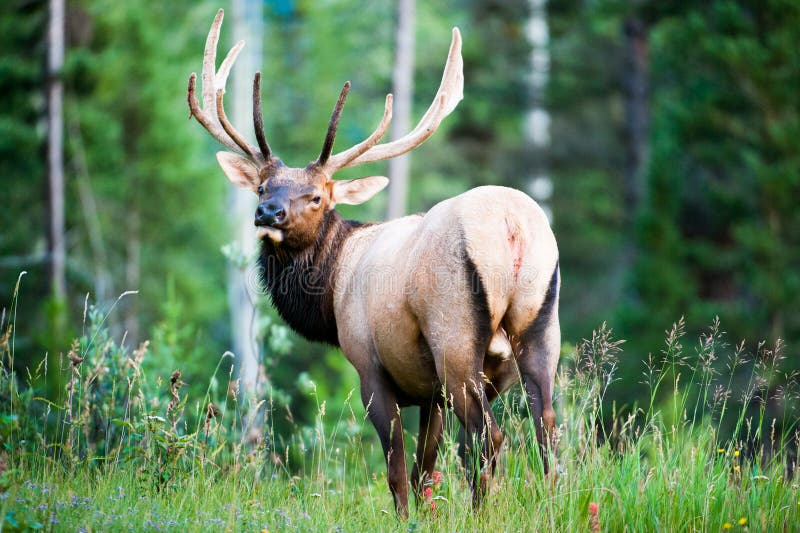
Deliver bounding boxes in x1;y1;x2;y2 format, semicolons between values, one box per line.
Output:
258;210;366;346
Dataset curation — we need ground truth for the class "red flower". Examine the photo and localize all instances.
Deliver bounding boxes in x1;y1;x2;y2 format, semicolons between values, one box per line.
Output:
430;500;437;512
423;487;433;500
432;470;444;487
588;502;600;532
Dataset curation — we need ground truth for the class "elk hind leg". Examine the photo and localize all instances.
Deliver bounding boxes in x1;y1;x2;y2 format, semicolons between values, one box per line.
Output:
513;268;560;474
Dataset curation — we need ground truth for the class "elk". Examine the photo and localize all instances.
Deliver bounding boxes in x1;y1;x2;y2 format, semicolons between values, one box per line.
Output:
188;9;560;518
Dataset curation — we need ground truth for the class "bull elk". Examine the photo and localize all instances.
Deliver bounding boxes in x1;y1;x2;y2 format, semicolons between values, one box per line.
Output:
188;9;560;518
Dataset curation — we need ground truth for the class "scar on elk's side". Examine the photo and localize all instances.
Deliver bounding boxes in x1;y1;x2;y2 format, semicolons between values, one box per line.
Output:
505;216;525;279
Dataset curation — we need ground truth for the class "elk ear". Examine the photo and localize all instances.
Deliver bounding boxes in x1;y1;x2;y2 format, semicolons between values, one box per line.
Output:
216;151;260;190
330;176;389;206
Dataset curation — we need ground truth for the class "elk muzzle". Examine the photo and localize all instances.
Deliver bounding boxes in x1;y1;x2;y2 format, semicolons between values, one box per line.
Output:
255;199;287;227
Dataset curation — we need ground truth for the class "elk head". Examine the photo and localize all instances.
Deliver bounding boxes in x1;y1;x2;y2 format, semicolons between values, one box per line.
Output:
188;9;463;249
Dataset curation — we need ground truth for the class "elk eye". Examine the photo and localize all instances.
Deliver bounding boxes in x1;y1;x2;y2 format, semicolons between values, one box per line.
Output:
312;196;321;204
257;185;264;195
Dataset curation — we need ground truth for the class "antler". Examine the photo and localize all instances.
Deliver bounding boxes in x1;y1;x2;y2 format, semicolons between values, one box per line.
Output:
252;72;272;160
322;27;463;174
187;9;267;164
317;81;351;166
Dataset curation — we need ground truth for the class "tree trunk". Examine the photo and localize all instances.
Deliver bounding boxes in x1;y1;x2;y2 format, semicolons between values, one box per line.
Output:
229;0;263;399
386;0;415;220
525;0;552;222
47;0;66;300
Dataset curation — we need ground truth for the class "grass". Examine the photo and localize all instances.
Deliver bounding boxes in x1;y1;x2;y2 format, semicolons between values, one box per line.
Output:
6;436;797;532
1;277;799;531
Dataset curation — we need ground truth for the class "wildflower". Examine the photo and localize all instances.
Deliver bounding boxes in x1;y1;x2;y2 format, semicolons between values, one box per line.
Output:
722;523;732;529
423;487;433;501
733;450;740;457
738;518;746;525
588;502;600;533
733;465;740;473
717;448;725;454
432;470;444;487
430;500;437;512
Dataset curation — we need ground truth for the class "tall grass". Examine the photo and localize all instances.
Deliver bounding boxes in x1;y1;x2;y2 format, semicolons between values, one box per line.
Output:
1;279;798;531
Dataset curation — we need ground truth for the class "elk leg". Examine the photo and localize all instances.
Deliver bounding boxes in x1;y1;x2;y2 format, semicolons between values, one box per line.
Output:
445;379;503;507
411;401;444;501
516;315;560;474
361;371;409;519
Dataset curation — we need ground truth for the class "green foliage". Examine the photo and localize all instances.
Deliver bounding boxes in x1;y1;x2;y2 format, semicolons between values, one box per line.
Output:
147;278;230;402
1;0;232;409
620;0;800;412
0;1;46;263
66;0;229;328
547;0;800;419
548;1;629;338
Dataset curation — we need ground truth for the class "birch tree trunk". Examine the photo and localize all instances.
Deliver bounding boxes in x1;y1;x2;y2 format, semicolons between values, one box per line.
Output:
525;0;552;222
47;0;66;300
386;0;415;220
229;0;262;398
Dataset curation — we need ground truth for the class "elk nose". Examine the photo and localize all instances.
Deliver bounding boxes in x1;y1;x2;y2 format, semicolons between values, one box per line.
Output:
255;201;287;227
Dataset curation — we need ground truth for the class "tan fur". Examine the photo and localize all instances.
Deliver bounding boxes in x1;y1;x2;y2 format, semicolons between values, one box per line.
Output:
334;186;558;400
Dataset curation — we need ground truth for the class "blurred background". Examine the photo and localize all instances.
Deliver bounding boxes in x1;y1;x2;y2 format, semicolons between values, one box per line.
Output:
1;0;798;438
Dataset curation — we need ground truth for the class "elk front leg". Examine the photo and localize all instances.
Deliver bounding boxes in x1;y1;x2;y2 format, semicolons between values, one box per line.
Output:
361;371;409;519
411;401;444;502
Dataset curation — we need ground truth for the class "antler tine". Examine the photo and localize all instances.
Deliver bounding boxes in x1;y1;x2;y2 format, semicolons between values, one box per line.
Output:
316;82;351;166
216;39;245;95
327;27;463;171
187;9;262;163
216;89;259;162
323;94;393;172
253;72;272;160
188;73;243;154
201;9;224;115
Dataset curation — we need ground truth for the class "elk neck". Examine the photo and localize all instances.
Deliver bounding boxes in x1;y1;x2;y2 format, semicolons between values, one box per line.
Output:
257;210;368;346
